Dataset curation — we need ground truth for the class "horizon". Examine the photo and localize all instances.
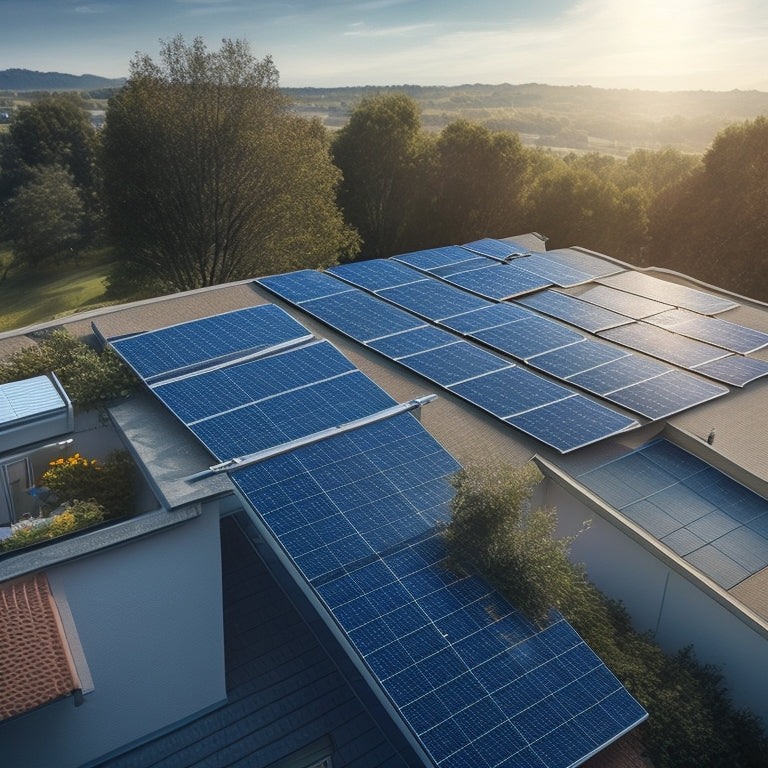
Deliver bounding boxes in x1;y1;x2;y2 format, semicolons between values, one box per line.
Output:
0;1;767;93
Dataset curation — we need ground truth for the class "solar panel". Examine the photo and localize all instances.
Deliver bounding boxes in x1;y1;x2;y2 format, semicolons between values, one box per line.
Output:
153;340;357;424
377;279;491;321
575;284;673;319
447;367;575;419
599;322;731;368
189;371;397;461
430;257;496;276
398;341;513;387
598;271;738;315
366;326;459;359
538;248;623;279
440;303;535;333
257;269;354;304
109;304;311;384
300;289;426;342
567;355;670;396
461;238;528;260
505;395;639;453
692;355;768;387
527;339;630;379
230;413;645;767
602;369;728;420
327;259;425;292
443;264;552;299
512;254;594;287
473;316;585;360
517;289;633;332
393;245;481;271
645;309;768;354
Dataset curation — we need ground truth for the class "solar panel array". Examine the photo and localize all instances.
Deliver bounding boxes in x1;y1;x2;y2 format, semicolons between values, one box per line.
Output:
257;270;641;453
578;440;768;590
103;304;647;768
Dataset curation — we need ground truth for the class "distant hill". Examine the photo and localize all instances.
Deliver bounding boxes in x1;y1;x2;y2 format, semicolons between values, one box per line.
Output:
0;68;126;92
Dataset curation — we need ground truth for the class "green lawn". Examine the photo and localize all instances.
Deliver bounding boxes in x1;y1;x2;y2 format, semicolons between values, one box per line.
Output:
0;249;121;333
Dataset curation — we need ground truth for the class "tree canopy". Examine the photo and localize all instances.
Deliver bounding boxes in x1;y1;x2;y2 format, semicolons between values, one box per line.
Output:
100;36;358;292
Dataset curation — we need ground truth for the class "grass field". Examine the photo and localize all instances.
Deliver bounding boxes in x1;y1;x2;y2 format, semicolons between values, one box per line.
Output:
0;248;120;332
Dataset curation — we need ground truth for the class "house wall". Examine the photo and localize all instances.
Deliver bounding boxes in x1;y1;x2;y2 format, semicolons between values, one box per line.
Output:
0;502;226;768
543;479;768;725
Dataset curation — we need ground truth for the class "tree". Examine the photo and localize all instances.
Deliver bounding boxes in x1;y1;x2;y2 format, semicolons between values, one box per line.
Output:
100;36;358;291
332;93;424;259
7;165;85;269
442;462;588;625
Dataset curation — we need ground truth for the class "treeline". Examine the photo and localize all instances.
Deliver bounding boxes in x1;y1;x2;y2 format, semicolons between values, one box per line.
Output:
0;37;767;305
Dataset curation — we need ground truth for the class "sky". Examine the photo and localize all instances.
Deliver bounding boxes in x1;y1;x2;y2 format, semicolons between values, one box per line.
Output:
1;0;767;91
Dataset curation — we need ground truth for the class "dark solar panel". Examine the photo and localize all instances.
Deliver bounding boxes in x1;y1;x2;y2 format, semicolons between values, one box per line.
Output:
443;264;552;299
110;304;311;383
527;339;630;379
575;284;673;319
567;355;670;395
505;395;639;453
538;248;623;279
393;245;481;271
378;279;491;321
602;369;727;420
153;340;356;424
440;303;535;333
512;254;594;287
474;316;584;360
398;341;513;387
257;269;354;304
366;326;458;359
461;238;528;259
692;355;768;387
327;259;426;292
517;289;633;333
429;257;496;276
300;289;426;342
599;322;731;369
598;271;738;315
646;309;768;354
448;367;574;419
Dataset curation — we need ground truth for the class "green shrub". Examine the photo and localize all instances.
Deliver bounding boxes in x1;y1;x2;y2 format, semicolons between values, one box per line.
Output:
41;449;135;519
0;329;136;409
0;500;105;553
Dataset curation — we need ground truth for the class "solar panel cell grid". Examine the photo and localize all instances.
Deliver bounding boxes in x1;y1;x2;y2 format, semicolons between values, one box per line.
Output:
443;264;552;299
378;279;491;321
399;341;513;387
575;284;674;319
512;253;594;287
566;354;670;395
693;355;768;387
327;259;426;292
257;268;354;304
440;302;535;333
516;289;633;333
429;257;496;276
473;316;585;360
527;339;630;378
393;245;479;270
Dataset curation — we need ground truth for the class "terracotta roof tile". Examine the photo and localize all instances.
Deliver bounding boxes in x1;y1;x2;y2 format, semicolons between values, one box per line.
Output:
0;572;81;721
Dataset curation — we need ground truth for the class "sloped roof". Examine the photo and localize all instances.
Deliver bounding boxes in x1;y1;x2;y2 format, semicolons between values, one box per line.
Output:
0;571;81;721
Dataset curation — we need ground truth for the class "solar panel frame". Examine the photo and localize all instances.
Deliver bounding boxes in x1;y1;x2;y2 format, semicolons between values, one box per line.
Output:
575;284;673;319
377;279;491;321
461;238;528;260
473;316;585;361
366;325;459;359
398;341;514;387
326;259;426;292
440;303;535;333
257;269;355;304
527;339;631;379
392;245;482;271
566;354;671;396
692;355;768;387
429;257;496;276
516;289;634;333
511;253;595;287
442;264;552;299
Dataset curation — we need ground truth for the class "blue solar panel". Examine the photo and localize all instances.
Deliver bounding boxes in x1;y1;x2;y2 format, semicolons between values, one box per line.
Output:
599;322;731;368
576;284;673;319
378;279;491;321
326;259;425;291
189;371;397;460
598;271;738;315
300;289;426;342
505;395;638;452
512;254;594;287
538;248;623;279
646;309;768;354
448;367;573;419
366;326;458;359
602;369;727;420
527;339;630;378
517;289;633;333
430;257;495;276
693;355;768;387
443;264;551;299
399;341;513;387
257;269;354;304
578;438;768;589
153;340;356;424
110;304;311;383
393;245;481;271
461;238;527;259
474;316;584;360
440;303;535;333
567;354;670;395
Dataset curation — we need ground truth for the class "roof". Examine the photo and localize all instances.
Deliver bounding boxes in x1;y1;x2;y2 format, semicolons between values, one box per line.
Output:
0;571;81;721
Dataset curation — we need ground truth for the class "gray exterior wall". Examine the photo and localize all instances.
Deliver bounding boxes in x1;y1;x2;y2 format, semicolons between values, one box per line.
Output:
0;502;226;768
543;478;768;724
